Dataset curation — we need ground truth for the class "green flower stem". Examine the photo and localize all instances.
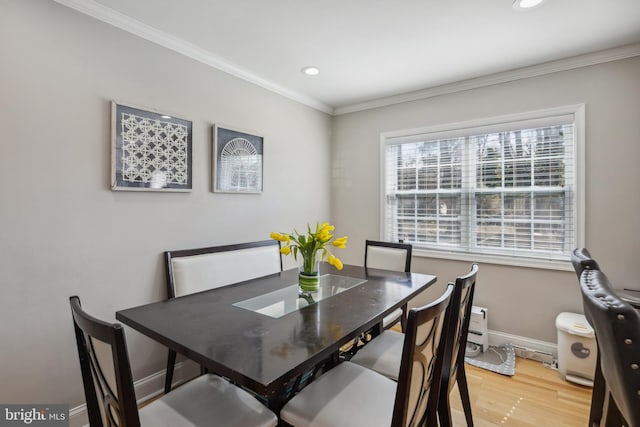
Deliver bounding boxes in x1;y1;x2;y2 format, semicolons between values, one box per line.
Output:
301;249;318;274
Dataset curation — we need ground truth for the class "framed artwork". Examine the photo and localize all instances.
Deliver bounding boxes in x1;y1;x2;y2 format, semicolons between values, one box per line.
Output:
213;125;263;193
111;101;193;192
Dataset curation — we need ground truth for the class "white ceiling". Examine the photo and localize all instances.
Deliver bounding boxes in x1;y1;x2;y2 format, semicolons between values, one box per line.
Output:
56;0;640;114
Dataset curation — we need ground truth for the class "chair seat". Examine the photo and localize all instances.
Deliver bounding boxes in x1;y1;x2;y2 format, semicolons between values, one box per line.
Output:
350;330;403;381
280;362;396;427
140;374;277;427
382;308;403;329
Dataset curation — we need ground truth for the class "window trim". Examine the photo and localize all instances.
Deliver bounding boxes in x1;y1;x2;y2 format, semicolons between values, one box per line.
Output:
379;104;585;271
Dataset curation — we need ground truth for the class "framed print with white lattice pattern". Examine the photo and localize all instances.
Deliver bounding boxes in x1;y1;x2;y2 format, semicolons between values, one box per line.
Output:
213;125;263;193
111;101;192;192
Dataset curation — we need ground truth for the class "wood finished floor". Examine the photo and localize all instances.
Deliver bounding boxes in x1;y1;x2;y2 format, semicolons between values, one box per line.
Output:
449;357;592;427
154;339;592;426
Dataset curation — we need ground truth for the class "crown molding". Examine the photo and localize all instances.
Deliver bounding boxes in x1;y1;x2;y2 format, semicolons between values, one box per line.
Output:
52;0;640;117
52;0;334;115
334;43;640;115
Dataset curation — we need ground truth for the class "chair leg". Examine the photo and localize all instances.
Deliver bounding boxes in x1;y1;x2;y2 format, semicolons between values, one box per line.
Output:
439;368;474;427
164;350;176;394
437;385;453;427
457;364;474;427
602;391;624;427
425;402;439;427
400;303;408;332
589;355;605;427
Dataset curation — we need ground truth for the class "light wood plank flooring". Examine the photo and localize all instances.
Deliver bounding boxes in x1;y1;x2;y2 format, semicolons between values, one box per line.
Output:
155;341;592;426
449;357;592;427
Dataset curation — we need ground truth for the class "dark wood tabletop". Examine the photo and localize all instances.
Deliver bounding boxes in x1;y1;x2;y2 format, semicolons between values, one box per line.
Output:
116;263;437;406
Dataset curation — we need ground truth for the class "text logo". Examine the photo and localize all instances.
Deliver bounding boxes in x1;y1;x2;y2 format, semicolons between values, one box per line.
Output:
0;405;68;426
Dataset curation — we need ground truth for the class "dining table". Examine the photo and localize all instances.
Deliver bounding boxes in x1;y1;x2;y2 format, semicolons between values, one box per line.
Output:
116;262;437;411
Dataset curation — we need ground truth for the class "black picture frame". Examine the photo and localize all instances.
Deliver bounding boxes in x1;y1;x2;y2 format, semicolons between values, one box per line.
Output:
212;125;263;193
111;101;193;192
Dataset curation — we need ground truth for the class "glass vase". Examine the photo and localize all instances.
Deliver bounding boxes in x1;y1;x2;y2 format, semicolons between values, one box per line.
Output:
298;250;320;292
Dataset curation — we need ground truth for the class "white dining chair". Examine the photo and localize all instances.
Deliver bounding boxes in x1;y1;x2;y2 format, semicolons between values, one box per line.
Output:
280;284;454;427
351;264;478;427
69;296;277;427
164;240;282;393
365;240;413;330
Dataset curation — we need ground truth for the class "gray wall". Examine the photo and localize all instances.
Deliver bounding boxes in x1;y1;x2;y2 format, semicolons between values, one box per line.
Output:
0;0;331;406
3;0;639;412
332;56;640;343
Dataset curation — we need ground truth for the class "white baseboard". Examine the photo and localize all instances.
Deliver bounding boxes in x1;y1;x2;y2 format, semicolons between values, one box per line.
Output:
69;359;200;427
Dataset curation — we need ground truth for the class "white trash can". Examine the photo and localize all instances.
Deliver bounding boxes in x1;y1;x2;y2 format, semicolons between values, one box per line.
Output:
555;312;597;387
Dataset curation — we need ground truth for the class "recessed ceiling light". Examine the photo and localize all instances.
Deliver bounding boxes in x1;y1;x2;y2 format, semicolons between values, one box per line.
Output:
161;115;172;119
301;66;320;76
513;0;544;10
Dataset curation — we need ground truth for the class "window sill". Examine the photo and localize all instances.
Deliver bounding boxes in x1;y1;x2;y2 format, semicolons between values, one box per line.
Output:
413;248;573;272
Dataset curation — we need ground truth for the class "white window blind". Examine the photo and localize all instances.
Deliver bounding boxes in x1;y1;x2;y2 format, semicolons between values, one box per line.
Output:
381;107;583;264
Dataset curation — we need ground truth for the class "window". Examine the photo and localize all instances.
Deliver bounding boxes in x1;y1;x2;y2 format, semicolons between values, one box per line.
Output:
381;106;584;268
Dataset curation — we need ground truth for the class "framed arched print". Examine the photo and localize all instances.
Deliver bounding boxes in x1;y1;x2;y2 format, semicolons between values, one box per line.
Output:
213;125;263;193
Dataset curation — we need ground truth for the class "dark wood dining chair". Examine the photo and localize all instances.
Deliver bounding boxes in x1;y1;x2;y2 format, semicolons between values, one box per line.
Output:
351;264;478;426
279;284;454;427
365;240;413;330
69;296;277;427
577;269;640;427
437;263;478;427
164;239;282;393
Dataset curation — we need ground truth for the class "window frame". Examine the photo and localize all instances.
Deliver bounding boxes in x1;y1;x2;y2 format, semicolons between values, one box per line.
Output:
379;105;585;271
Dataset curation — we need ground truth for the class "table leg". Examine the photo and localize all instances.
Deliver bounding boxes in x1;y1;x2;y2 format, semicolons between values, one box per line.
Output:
265;352;341;413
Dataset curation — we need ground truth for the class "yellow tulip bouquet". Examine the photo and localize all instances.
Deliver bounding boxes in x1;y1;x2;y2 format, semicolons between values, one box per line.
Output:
271;222;347;291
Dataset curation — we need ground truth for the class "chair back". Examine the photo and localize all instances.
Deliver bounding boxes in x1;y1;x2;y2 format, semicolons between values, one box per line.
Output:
165;240;282;298
392;284;454;427
571;247;601;279
365;240;412;272
69;296;140;427
573;248;640;310
579;270;640;427
442;264;478;393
